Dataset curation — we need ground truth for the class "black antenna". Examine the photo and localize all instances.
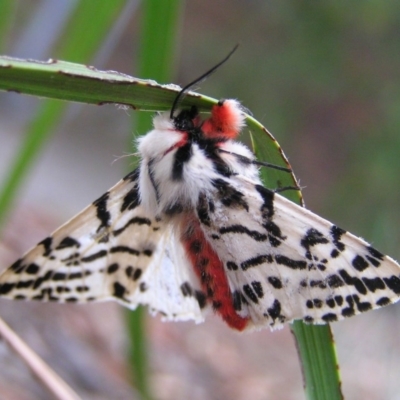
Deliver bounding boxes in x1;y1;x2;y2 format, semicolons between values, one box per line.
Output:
170;44;239;120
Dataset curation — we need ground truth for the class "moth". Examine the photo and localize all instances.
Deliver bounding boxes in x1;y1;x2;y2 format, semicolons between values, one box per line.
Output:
1;53;400;332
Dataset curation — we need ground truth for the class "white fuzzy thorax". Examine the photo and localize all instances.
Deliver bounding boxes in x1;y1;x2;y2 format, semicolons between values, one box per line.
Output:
138;113;217;215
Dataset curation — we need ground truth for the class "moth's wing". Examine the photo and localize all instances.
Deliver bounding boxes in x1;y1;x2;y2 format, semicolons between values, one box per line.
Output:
200;177;400;330
0;169;205;323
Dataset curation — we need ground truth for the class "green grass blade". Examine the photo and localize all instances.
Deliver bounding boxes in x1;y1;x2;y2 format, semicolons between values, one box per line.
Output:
52;0;128;62
0;101;66;227
0;1;129;228
292;322;342;400
0;0;15;53
126;1;183;399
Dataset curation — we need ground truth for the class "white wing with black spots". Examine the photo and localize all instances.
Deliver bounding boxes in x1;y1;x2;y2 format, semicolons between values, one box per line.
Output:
0;169;205;323
198;174;400;330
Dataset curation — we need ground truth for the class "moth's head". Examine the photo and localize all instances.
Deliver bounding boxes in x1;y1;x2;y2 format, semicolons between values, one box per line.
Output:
172;106;200;133
171;99;245;141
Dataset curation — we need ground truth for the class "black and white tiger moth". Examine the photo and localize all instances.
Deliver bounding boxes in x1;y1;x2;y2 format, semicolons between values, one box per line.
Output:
0;52;399;332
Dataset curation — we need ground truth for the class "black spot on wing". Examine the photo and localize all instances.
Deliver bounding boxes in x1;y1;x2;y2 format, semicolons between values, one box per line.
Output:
255;185;275;218
383;276;400;294
10;259;24;274
121;182;140;212
16;280;34;289
56;237;80;250
367;246;384;261
301;229;329;252
341;295;355;317
334;295;343;306
55;271;91;281
212;179;248;211
351;294;372;312
322;313;338;322
275;254;307;270
330;225;346;251
310;279;327;289
232;290;242;311
362;277;385;292
352;255;369;272
65;297;79;303
251;281;264;299
376;297;391;306
267;299;285;323
219;225;267;241
195;290;207;309
364;246;384;267
25;263;40;275
263;221;287;247
197;194;211;226
243;284;259;303
365;255;380;267
268;277;283;289
107;263;119;274
39;237;53;256
241;254;273;271
341;294;372;317
326;298;335;308
81;250;107;263
330;249;340;258
0;282;15;295
123;168;139;182
110;246;140;256
226;261;239;271
56;286;71;293
143;249;153;257
93;192;111;230
32;271;53;290
125;266;134;278
338;269;367;295
139;282;148;292
180;282;193;297
113;282;127;299
132;269;142;281
113;217;152;236
306;299;321;309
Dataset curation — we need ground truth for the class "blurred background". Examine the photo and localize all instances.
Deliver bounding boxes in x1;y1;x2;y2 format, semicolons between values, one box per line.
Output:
1;1;400;399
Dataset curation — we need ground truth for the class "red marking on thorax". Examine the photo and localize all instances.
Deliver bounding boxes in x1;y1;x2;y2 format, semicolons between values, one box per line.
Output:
181;214;248;331
163;132;188;156
202;100;242;140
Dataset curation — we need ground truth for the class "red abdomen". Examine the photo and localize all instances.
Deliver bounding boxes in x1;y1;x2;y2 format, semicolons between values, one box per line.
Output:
181;214;248;331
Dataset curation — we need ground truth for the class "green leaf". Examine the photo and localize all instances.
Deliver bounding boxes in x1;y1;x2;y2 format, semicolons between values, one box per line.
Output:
0;56;215;111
